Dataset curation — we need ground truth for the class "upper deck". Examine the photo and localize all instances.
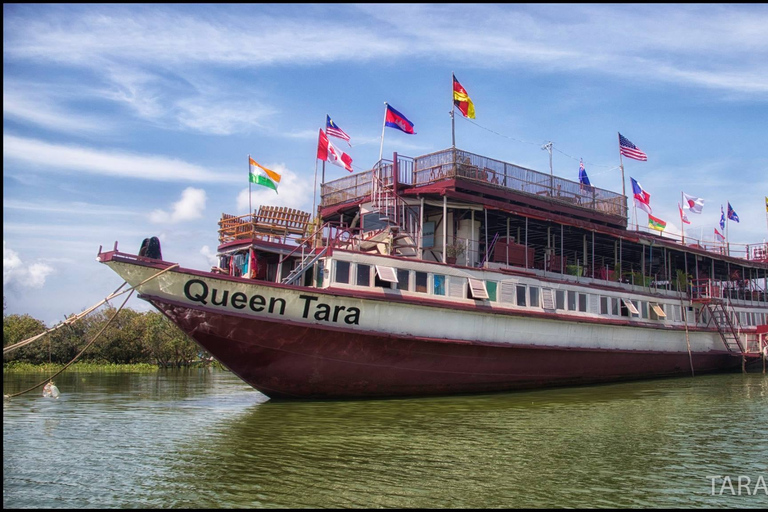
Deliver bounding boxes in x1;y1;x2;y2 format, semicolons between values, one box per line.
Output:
320;147;628;229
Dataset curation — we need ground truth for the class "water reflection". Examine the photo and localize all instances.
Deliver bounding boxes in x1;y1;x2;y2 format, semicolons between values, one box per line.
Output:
4;370;767;508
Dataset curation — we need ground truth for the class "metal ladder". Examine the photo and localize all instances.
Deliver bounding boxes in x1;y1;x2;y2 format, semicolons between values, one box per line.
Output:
704;301;744;354
281;245;328;286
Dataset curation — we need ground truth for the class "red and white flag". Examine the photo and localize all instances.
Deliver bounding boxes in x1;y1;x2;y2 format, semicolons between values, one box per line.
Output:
714;227;725;242
317;129;353;172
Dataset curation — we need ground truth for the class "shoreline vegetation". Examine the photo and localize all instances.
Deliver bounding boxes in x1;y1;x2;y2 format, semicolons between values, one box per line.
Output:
4;302;216;370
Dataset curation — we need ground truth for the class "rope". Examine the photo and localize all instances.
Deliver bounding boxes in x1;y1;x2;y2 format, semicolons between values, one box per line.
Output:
4;289;134;400
3;262;180;400
4;264;178;355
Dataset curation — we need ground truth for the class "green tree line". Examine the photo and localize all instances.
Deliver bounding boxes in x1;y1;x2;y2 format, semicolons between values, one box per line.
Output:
3;304;208;368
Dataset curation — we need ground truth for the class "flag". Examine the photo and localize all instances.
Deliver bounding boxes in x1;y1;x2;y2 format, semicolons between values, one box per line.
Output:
452;74;475;119
765;196;768;213
249;157;280;192
630;177;652;214
714;227;725;242
682;192;704;214
678;203;691;224
385;104;416;134
317;129;353;172
578;159;592;192
648;214;666;231
719;205;725;230
727;202;739;222
326;115;351;145
618;133;648;161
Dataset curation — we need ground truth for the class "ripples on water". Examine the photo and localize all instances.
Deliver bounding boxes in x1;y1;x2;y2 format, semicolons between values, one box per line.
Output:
4;369;767;508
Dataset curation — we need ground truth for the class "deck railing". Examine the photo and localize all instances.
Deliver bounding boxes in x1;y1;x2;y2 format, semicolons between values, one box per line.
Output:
321;148;627;219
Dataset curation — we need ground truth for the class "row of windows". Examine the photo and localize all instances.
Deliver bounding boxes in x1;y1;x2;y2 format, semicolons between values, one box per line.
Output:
332;260;766;325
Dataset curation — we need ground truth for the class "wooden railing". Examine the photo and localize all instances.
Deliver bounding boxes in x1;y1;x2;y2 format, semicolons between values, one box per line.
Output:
219;206;311;243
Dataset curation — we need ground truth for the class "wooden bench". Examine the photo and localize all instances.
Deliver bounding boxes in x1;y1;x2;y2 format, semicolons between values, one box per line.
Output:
253;206;311;240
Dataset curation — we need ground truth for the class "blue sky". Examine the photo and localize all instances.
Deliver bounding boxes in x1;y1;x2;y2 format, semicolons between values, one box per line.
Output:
4;4;768;325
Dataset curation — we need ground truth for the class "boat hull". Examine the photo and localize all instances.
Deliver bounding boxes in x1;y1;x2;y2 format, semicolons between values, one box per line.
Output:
150;297;742;399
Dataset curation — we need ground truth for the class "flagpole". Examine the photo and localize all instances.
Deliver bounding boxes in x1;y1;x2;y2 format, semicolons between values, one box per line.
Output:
680;192;685;244
617;133;627;220
726;202;730;256
379;102;388;163
312;157;319;220
451;72;456;148
248;154;252;218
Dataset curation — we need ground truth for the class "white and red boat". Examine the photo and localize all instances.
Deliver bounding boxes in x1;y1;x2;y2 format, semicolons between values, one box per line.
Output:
98;147;768;399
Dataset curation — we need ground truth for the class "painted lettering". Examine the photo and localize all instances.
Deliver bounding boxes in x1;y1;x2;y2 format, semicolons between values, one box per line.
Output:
249;294;266;312
269;297;286;315
332;305;346;322
230;292;247;309
184;279;208;304
211;288;229;306
300;295;319;318
344;307;360;325
314;303;331;321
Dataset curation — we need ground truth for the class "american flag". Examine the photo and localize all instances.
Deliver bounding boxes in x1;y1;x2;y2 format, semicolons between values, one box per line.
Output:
326;115;351;145
618;133;648;161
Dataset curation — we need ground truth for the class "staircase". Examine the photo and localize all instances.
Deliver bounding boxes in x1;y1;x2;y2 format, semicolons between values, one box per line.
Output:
369;162;419;258
281;245;328;286
704;301;745;354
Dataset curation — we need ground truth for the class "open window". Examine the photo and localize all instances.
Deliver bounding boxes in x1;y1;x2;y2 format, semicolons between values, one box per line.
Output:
467;277;489;300
375;265;398;288
650;302;666;319
622;298;639;315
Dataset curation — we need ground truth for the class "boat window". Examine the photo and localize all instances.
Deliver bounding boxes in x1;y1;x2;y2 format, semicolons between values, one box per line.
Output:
415;272;428;293
433;275;446;296
622;298;639;315
396;269;409;291
501;283;516;303
356;264;370;287
567;290;577;311
640;301;648;319
468;278;489;300
578;293;588;312
486;281;498;302
449;277;465;298
556;290;565;310
542;289;555;309
600;296;609;315
529;287;540;307
335;261;350;284
375;265;398;283
517;285;527;306
650;303;666;319
612;297;620;316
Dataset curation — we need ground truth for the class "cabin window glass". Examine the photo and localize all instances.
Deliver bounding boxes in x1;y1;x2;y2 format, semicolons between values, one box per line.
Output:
516;285;527;306
433;275;446;296
600;296;608;315
640;301;648;319
556;290;565;310
335;260;350;284
612;297;620;316
396;269;409;291
415;272;428;293
356;264;370;287
578;293;588;312
567;290;577;311
486;281;498;302
529;287;540;307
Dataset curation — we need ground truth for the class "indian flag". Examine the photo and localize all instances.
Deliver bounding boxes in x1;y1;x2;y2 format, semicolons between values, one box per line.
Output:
249;157;281;192
648;214;666;232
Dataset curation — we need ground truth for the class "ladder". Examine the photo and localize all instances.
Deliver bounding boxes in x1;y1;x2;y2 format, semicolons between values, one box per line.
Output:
703;301;744;354
281;245;328;286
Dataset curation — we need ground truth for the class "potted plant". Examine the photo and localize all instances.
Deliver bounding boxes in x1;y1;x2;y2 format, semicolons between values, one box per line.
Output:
445;239;466;264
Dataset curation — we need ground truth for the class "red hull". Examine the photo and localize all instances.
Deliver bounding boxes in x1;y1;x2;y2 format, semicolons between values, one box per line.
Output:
150;298;742;399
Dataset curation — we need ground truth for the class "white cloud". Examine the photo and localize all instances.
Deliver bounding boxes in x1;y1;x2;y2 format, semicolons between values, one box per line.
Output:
236;165;315;215
3;241;55;289
149;187;207;224
3;134;238;183
3;86;110;134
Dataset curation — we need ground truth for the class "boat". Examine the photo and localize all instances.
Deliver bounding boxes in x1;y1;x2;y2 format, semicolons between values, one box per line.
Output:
97;147;768;399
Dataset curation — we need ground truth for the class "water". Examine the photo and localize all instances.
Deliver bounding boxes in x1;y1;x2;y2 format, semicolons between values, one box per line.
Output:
4;369;767;508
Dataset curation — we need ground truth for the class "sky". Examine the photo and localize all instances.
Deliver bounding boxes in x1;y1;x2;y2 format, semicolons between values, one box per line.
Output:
3;4;768;326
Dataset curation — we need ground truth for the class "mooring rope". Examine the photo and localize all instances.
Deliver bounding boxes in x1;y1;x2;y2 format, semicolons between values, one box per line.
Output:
4;264;179;355
3;263;179;400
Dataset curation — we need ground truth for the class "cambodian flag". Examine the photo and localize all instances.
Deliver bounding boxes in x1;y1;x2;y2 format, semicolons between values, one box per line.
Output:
384;104;416;134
